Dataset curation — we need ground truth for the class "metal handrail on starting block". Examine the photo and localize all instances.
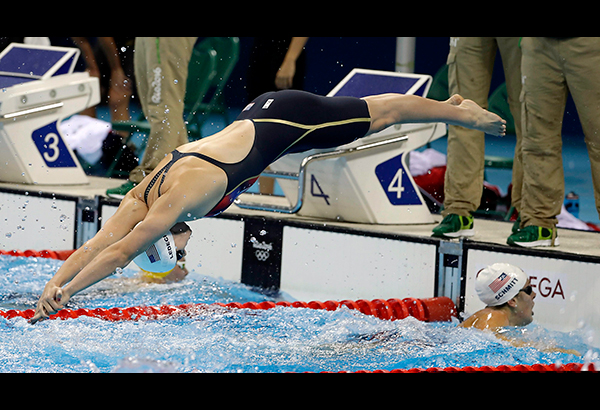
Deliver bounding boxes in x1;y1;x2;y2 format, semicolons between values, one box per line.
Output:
234;134;409;214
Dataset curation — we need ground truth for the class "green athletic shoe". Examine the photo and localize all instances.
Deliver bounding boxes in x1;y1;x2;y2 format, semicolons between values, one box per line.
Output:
511;214;521;234
106;180;137;199
506;225;559;247
432;214;475;238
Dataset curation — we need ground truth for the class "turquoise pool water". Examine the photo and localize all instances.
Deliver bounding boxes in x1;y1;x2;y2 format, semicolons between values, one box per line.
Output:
0;255;596;373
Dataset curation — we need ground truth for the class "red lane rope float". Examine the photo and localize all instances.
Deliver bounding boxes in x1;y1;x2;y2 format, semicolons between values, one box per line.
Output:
0;297;456;323
0;250;456;322
0;249;76;261
311;362;597;373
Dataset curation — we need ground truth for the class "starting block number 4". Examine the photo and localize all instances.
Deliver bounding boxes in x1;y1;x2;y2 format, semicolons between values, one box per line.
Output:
31;121;77;168
375;153;422;206
310;174;330;205
387;168;405;199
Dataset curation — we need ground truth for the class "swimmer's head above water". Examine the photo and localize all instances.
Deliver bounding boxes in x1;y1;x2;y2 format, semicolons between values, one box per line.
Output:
475;263;528;307
461;264;580;355
133;222;192;277
461;263;536;331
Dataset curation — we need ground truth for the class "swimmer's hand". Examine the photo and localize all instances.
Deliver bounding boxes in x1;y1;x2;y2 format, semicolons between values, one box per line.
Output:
30;284;69;324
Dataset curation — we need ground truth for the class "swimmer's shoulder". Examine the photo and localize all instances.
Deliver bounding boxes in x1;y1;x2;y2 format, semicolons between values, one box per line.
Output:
459;308;509;331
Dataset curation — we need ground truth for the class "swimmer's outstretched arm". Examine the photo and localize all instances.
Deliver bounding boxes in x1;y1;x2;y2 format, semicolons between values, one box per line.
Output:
31;193;148;323
362;93;506;137
62;215;172;300
30;193;180;324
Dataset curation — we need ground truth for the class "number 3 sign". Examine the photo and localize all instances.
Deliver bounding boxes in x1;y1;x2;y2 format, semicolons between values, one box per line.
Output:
31;121;77;168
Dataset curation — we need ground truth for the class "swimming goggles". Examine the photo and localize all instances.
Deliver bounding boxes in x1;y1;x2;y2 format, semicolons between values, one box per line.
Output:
176;249;186;261
519;285;533;296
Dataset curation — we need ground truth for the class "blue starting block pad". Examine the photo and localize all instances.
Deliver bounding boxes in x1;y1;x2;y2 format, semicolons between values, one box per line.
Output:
0;43;99;185
0;43;79;89
328;68;432;98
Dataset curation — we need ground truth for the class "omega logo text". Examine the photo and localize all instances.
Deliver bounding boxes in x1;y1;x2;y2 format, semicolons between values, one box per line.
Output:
529;276;565;299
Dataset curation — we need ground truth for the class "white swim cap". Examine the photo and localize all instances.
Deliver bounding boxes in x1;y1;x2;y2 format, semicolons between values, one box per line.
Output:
133;232;177;274
475;263;528;306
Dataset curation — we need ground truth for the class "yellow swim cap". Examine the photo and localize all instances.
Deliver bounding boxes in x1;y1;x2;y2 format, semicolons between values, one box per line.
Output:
140;267;175;280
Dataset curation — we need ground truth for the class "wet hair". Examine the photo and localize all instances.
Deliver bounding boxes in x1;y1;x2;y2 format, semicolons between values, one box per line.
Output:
170;222;192;235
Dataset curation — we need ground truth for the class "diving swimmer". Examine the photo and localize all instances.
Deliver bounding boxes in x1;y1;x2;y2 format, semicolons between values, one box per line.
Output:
31;89;506;324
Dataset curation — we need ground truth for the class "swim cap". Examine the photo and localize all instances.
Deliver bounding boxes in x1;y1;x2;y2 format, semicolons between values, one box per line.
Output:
133;232;177;274
475;263;528;306
140;268;173;280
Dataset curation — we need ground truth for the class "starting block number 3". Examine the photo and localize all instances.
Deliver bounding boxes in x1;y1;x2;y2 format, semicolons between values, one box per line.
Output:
31;121;77;168
41;132;61;162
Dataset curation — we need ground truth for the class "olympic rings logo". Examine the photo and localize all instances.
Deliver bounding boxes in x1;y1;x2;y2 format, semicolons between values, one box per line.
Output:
255;250;270;262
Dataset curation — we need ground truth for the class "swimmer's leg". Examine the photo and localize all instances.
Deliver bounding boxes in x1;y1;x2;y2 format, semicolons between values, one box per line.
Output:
362;93;506;137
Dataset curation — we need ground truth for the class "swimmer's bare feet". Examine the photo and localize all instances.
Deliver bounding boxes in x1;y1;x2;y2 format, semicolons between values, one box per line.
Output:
458;98;506;137
445;94;464;106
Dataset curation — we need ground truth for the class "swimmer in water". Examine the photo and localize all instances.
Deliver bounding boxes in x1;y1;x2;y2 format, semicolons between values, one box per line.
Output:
31;90;506;324
460;263;579;355
460;263;535;331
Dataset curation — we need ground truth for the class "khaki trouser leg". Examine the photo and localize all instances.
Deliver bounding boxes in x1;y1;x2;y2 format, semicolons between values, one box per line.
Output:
129;37;197;183
443;38;521;218
496;38;523;213
559;37;600;220
519;37;567;230
443;37;495;218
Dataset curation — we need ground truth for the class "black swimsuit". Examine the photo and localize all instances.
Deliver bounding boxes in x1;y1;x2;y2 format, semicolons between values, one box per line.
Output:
144;90;372;217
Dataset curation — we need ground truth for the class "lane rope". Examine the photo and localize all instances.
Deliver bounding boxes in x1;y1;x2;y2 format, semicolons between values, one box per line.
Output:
308;362;597;373
0;297;456;323
0;249;75;260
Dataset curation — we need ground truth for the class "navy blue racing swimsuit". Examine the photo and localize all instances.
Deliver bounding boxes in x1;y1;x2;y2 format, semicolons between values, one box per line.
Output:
144;90;372;217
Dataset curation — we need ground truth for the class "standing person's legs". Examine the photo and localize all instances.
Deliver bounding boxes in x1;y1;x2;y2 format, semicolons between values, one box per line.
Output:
442;37;497;218
129;37;197;184
496;37;523;216
561;37;600;221
508;37;567;247
431;37;496;238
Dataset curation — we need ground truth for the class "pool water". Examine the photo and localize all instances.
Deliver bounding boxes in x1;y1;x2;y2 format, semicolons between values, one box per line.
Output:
0;255;597;373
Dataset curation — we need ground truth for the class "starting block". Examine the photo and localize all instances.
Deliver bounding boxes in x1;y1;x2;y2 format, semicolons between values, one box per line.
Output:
0;43;100;185
235;68;447;225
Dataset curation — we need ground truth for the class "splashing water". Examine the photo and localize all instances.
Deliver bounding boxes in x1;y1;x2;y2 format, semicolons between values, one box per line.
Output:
0;255;596;373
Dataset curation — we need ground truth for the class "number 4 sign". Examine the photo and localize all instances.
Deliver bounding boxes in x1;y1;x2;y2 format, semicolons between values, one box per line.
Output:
375;152;422;206
310;174;330;205
387;168;405;199
31;121;77;168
